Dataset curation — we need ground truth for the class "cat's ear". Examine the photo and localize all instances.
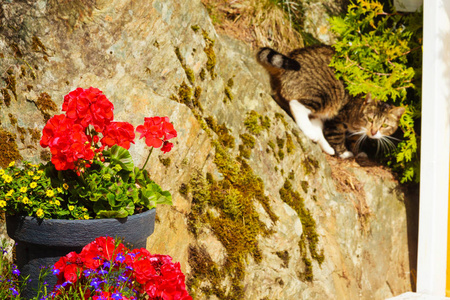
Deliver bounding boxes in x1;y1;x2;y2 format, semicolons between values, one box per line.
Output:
391;106;406;120
364;93;373;104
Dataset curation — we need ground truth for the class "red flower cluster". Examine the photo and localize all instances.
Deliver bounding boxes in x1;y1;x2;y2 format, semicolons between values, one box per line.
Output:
136;117;177;153
40;114;95;171
40;88;177;171
52;236;192;300
62;87;114;133
100;122;136;150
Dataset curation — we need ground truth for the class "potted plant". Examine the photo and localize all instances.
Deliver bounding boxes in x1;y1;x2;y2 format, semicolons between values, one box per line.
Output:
0;236;192;299
0;87;177;298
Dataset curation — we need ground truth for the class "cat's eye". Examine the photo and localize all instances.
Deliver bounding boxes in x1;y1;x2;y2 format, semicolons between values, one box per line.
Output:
367;117;373;122
382;124;388;128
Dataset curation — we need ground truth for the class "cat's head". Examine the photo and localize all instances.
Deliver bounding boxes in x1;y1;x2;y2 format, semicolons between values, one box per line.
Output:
361;93;405;139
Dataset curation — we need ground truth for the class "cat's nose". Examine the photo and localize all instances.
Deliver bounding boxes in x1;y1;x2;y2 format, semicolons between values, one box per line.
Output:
371;129;378;136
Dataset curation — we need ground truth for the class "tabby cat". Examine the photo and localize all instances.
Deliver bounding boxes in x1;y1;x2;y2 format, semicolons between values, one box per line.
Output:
257;45;405;158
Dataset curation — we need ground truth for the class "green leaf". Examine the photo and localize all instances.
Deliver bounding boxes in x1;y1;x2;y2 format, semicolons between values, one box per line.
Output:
96;208;129;219
109;145;135;171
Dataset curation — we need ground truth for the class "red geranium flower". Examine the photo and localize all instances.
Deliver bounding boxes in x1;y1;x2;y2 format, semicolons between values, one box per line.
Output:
161;141;174;153
63;263;80;283
63;87;114;133
136;117;177;151
101;122;135;150
40;114;95;170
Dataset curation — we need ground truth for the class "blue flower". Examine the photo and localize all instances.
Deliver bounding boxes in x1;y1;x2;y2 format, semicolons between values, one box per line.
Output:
83;269;93;277
116;253;125;263
9;287;19;296
12;266;20;276
98;268;108;275
62;281;72;287
103;261;111;269
52;268;60;275
112;292;123;300
90;278;100;289
118;273;128;282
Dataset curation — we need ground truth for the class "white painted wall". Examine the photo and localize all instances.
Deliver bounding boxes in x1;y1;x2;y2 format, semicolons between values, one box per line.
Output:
416;0;450;296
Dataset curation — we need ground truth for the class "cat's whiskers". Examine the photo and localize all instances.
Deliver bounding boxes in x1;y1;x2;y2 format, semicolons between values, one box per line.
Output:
385;135;401;142
352;130;368;154
375;135;397;155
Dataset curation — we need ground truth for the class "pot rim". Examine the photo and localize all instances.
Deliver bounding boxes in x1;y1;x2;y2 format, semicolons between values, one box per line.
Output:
6;208;156;247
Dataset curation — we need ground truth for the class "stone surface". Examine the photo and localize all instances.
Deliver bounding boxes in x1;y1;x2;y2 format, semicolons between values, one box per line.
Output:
0;0;415;299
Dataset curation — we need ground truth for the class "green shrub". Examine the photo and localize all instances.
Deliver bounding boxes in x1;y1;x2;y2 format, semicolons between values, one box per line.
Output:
329;0;422;183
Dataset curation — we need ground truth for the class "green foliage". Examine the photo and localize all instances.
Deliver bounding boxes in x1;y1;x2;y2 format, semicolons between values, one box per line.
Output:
44;145;172;219
0;161;86;220
329;0;422;182
0;147;172;220
0;239;28;299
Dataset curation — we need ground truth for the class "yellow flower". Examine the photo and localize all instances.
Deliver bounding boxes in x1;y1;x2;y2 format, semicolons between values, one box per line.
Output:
28;171;34;176
68;205;74;211
54;200;60;206
46;190;55;197
33;176;40;180
49;200;53;205
37;170;44;174
4;175;12;183
82;207;88;212
30;182;38;189
6;189;14;197
83;214;90;220
8;161;15;167
0;200;6;208
36;209;44;218
20;186;28;193
57;188;63;193
22;197;29;204
0;169;4;175
63;183;69;190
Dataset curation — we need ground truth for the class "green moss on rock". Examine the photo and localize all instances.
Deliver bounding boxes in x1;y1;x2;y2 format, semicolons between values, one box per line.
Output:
174;47;195;85
276;250;290;268
0;128;22;168
240;133;255;149
244;110;271;135
185;136;278;298
2;68;17;103
202;30;216;79
286;133;295;154
159;156;171;167
8;114;17;126
191;25;200;32
275;112;288;127
279;176;324;281
205;116;235;149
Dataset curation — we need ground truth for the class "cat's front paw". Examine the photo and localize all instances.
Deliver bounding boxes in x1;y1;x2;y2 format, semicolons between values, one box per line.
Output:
339;151;354;159
318;141;335;155
356;152;368;158
302;128;320;143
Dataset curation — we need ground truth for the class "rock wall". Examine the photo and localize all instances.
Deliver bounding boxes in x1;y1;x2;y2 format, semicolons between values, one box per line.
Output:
0;0;415;299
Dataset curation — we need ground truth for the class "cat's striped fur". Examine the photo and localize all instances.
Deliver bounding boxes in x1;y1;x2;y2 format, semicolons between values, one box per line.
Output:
257;45;405;158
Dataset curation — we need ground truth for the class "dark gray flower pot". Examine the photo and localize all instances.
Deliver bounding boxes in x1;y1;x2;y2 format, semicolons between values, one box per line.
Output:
6;208;156;299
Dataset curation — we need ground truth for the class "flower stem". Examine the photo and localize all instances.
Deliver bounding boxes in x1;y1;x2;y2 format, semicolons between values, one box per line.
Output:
141;147;154;170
